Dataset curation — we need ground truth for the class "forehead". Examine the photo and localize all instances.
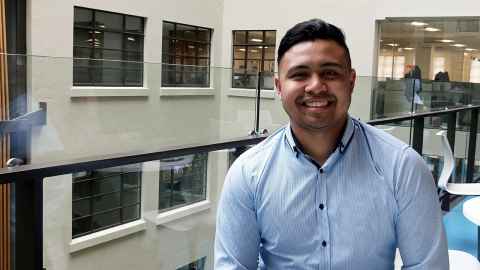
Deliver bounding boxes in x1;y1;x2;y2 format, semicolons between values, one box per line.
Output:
279;40;348;71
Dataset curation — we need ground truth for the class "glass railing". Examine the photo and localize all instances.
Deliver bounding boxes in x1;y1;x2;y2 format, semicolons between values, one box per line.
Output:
1;54;480;269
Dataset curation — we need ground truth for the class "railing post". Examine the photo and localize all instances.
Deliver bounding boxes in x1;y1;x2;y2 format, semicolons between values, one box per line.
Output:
442;112;457;211
412;117;424;155
12;177;43;270
467;108;478;183
253;71;261;135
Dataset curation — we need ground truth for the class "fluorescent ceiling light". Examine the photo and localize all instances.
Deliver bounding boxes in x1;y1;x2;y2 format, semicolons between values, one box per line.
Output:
403;47;415;50
250;38;263;42
250;49;259;52
453;44;466;47
424;27;440;32
238;48;246;52
411;21;428;26
439;39;454;43
386;43;399;47
127;37;136;42
465;48;477;51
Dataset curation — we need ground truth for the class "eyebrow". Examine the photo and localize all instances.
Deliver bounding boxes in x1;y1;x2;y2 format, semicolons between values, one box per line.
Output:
286;62;345;76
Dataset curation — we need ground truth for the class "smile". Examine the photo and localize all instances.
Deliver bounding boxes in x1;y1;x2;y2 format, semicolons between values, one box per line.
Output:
302;100;332;108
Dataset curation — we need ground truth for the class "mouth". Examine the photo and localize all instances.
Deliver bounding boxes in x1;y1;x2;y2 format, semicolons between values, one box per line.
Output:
303;100;329;108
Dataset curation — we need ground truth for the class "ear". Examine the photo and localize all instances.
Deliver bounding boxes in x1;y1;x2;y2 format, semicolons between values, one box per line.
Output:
348;69;356;94
275;76;282;96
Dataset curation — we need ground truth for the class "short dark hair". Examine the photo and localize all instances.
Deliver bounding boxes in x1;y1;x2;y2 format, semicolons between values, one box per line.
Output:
277;19;351;68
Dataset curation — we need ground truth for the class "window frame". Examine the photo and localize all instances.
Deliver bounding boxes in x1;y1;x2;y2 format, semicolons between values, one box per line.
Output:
231;30;276;90
72;166;142;239
73;6;145;87
158;152;209;213
161;21;212;88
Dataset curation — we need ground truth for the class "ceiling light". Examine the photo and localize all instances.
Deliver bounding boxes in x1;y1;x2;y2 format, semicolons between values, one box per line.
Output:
424;27;440;32
453;44;466;47
250;38;263;42
238;48;246;52
250;49;259;52
386;43;399;47
439;39;454;43
403;47;415;50
127;37;136;42
465;48;477;51
411;21;428;26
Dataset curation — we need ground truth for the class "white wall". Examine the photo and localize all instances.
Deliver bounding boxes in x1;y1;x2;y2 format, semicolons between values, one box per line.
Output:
27;0;480;269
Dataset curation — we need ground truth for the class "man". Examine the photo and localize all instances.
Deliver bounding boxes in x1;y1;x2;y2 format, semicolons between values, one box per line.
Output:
215;19;448;269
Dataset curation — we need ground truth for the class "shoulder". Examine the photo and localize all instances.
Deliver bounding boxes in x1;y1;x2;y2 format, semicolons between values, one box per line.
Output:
226;126;286;188
354;119;410;156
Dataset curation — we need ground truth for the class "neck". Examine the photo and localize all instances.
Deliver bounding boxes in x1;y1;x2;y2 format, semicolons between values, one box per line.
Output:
291;117;348;166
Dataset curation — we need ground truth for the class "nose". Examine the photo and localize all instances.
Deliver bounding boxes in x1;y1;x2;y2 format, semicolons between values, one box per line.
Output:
304;74;327;94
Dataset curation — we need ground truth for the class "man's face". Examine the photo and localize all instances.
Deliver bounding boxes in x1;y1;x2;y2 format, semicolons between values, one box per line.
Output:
275;39;356;133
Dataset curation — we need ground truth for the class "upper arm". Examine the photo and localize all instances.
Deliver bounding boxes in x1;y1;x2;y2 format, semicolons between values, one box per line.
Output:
214;160;260;270
394;147;448;269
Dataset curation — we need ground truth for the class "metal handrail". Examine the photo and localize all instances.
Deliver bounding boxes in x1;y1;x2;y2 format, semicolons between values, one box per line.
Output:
0;104;479;184
0;102;46;134
0;134;267;184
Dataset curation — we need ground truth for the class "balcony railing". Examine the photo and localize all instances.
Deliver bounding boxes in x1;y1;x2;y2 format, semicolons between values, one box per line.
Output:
1;54;480;269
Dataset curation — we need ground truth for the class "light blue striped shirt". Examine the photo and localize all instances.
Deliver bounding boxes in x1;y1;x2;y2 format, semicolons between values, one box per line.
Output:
215;117;448;270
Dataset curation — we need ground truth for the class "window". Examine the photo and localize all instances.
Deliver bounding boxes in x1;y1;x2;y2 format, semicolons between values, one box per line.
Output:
377;55;405;79
177;256;206;270
470;59;480;83
232;30;276;89
159;153;208;212
73;7;145;87
162;21;212;87
72;164;142;238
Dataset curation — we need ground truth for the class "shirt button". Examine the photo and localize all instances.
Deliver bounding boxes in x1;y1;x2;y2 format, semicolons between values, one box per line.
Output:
319;204;325;210
319;168;324;174
322;241;327;247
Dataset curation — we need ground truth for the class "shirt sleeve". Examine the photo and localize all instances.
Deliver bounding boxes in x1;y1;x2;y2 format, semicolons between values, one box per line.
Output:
394;147;449;269
214;159;260;270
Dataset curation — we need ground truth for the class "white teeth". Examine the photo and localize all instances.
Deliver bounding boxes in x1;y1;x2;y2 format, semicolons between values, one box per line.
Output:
305;100;328;107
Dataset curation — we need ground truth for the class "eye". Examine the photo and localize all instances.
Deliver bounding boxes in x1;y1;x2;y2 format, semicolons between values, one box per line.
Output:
289;71;309;80
321;70;341;80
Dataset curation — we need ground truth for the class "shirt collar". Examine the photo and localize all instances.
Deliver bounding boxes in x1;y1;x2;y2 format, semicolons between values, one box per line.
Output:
285;115;355;157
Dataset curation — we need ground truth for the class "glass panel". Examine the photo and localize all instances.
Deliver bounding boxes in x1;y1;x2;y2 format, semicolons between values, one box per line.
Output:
93;68;124;86
263;60;275;73
101;32;123;50
122;188;140;206
125;35;143;52
233;31;246;44
176;24;196;39
247;31;263;44
247;47;262;60
73;180;91;200
162;21;175;37
233;46;246;59
73;47;92;58
122;204;140;222
185;42;196;57
94;49;122;61
197;28;210;42
197;44;209;58
92;175;121;195
92;210;121;230
92;193;121;213
72;217;91;237
265;30;276;44
73;66;91;85
95;11;123;31
125;16;143;33
264;46;275;60
74;7;92;27
246;60;260;74
73;29;93;47
73;199;90;218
